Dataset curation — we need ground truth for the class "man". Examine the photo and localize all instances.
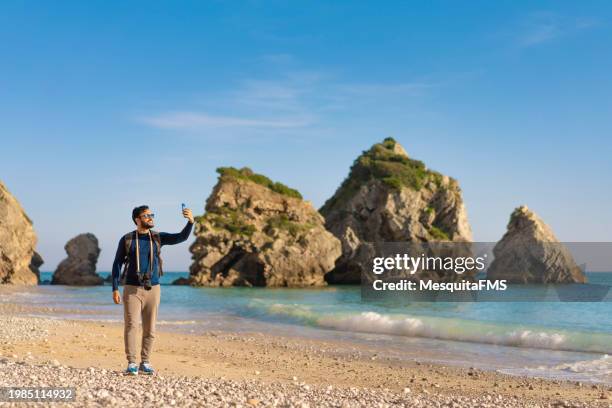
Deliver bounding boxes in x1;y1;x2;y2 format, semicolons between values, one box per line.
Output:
111;205;194;375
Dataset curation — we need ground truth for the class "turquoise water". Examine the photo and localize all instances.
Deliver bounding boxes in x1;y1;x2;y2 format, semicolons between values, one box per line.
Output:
10;272;612;383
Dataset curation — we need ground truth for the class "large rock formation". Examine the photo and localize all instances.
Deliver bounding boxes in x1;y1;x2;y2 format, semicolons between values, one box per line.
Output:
189;167;342;287
320;138;473;284
0;181;41;285
52;233;103;285
29;251;44;283
487;206;586;283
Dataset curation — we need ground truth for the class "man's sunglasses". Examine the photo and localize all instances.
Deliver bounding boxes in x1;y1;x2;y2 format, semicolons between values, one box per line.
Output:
140;213;155;219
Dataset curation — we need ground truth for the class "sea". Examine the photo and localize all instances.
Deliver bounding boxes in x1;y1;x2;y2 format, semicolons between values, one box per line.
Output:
4;271;612;384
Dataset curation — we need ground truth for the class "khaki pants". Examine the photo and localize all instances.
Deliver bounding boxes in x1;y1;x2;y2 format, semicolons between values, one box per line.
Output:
122;284;161;364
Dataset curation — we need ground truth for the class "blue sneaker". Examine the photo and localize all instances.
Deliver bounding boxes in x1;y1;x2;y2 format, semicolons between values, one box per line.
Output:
125;362;138;375
139;362;155;375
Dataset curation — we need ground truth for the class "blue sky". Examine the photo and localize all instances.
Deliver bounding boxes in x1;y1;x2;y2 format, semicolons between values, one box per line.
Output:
1;1;611;272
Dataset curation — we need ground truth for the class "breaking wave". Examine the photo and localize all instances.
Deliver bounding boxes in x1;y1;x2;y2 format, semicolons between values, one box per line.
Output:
266;305;612;354
554;354;612;376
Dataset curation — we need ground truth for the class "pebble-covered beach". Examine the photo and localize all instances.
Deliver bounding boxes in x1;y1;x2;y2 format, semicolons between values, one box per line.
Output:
1;357;607;408
0;303;610;407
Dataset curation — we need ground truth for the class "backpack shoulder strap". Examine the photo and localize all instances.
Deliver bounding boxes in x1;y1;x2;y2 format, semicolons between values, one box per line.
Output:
150;230;164;276
123;231;135;259
120;231;136;282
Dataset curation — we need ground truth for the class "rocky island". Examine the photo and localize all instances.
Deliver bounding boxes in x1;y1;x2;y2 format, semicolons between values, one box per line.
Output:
52;233;104;285
320;138;473;284
187;167;341;287
487;205;587;283
0;181;42;285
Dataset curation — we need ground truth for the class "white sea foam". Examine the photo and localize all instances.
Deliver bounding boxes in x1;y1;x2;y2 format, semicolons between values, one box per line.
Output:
318;312;426;337
321;311;573;351
157;320;198;325
0;291;36;301
503;330;566;349
267;308;593;353
508;354;612;383
554;354;612;376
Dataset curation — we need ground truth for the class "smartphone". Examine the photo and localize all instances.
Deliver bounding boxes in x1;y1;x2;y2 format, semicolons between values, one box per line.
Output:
181;203;186;211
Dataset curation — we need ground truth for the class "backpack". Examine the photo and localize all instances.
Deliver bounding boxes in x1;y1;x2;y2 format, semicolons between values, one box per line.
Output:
119;230;164;284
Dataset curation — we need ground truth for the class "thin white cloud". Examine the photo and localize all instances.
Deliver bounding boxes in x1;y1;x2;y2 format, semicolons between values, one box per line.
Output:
519;23;560;46
229;79;308;113
140;112;313;129
137;57;437;133
335;82;435;96
516;13;600;48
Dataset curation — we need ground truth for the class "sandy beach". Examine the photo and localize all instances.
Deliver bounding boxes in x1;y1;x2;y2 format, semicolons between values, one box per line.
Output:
0;298;610;408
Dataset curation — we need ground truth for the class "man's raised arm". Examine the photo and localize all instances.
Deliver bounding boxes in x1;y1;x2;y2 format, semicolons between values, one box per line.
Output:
160;220;194;246
160;207;194;245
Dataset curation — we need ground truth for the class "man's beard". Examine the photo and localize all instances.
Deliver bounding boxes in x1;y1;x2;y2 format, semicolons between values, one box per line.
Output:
142;221;154;229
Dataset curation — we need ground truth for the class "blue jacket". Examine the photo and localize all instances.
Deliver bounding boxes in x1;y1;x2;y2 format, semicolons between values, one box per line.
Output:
111;221;193;291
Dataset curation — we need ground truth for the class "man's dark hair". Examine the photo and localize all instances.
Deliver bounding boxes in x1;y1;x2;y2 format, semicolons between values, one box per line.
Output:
132;205;150;225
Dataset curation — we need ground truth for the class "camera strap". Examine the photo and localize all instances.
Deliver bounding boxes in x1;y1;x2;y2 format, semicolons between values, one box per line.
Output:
134;229;154;281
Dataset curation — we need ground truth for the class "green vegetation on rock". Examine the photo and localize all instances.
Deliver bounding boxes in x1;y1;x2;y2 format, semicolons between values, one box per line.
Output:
217;167;303;199
264;214;315;238
382;136;397;149
428;226;450;240
200;206;256;237
320;138;446;214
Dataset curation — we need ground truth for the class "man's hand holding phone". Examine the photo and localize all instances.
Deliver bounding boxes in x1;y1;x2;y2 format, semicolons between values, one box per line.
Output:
182;203;194;223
